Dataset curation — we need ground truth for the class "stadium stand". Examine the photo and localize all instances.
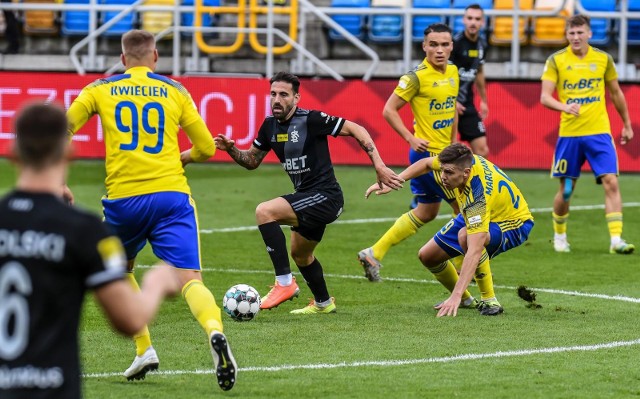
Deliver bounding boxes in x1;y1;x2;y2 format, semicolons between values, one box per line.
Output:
411;0;447;42
101;0;137;37
367;0;404;42
23;0;59;36
627;0;640;44
490;0;533;46
61;0;91;36
141;0;173;35
181;0;218;36
451;0;491;36
327;0;369;40
581;0;615;45
531;0;574;46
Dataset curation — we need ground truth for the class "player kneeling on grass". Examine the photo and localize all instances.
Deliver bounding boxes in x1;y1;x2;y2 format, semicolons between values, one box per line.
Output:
365;143;534;317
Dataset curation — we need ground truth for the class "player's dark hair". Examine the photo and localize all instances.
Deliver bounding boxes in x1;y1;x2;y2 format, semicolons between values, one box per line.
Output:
465;3;484;13
438;143;473;169
270;71;301;94
14;102;68;170
567;14;590;29
423;23;453;39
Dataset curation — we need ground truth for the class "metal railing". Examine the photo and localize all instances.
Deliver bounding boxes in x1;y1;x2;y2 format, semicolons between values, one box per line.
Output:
0;0;638;80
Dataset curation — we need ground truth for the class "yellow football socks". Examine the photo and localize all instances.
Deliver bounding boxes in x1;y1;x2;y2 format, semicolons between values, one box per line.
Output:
371;210;425;260
606;212;623;239
474;250;496;300
552;212;569;235
427;261;473;301
125;272;152;356
182;279;223;336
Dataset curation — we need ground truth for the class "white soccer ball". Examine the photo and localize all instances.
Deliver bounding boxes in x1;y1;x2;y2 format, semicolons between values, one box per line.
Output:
223;284;261;322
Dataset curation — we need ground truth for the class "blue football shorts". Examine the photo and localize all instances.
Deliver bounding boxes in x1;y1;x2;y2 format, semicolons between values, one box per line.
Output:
409;149;456;205
434;213;535;259
551;133;618;181
102;192;201;270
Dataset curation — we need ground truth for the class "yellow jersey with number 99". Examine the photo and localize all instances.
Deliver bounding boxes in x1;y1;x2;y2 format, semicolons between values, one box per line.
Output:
67;66;214;199
393;59;459;153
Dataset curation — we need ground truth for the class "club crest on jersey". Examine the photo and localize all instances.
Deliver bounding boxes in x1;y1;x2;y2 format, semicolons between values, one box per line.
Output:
590;63;597;72
449;78;456;87
290;126;299;143
469;49;479;58
277;133;288;142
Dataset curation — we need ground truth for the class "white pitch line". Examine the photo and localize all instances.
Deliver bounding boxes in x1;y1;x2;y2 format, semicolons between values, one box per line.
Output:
83;338;640;378
199;202;640;234
136;266;640;304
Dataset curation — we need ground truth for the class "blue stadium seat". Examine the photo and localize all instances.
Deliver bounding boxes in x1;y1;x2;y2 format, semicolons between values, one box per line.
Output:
451;0;491;36
581;0;615;45
412;0;448;42
328;0;369;41
61;0;91;36
368;0;404;42
101;0;137;37
627;0;640;44
182;0;219;36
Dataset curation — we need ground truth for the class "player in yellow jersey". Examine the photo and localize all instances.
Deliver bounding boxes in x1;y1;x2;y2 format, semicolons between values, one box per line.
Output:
358;23;461;283
365;143;534;316
540;15;634;255
66;30;238;391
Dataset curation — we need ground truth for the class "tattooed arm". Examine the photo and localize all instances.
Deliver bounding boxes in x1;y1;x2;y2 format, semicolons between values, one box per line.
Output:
338;121;404;190
213;134;268;170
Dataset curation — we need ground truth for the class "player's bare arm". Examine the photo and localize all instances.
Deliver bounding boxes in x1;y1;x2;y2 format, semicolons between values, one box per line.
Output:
365;157;434;198
339;120;404;191
606;78;634;145
435;232;487;317
214;134;268;170
451;111;459;144
383;93;429;152
540;80;580;116
95;264;180;335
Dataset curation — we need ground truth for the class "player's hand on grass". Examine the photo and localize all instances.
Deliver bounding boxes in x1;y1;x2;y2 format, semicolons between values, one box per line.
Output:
620;126;634;145
408;136;429;153
214;134;236;151
375;167;404;191
435;295;461;318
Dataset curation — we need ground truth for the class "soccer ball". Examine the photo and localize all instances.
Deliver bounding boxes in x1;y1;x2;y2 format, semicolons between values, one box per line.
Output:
223;284;261;322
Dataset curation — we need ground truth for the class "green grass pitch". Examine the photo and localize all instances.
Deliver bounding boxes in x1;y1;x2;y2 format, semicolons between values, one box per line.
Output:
1;159;639;398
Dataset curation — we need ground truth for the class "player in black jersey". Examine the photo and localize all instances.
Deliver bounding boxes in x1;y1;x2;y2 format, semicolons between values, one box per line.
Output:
213;72;403;314
451;4;490;157
0;102;180;399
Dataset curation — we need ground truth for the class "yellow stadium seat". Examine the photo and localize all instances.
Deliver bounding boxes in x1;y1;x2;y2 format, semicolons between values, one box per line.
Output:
23;0;59;36
141;0;174;35
490;0;533;46
531;0;574;46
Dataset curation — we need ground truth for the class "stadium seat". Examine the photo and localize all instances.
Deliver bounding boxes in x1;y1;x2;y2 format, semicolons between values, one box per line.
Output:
368;0;404;42
627;0;640;44
580;0;615;45
531;0;574;47
141;0;173;35
489;0;533;46
182;0;219;36
327;0;369;41
101;0;137;37
23;0;59;36
61;0;91;36
451;0;491;36
411;0;448;42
